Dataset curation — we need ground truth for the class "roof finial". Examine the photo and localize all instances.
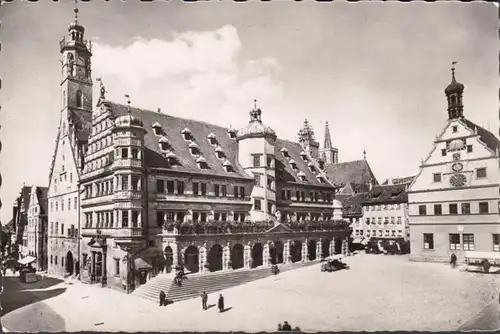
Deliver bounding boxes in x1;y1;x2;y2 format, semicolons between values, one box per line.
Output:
451;61;458;82
125;94;131;113
363;148;367;160
254;99;257;110
74;0;79;22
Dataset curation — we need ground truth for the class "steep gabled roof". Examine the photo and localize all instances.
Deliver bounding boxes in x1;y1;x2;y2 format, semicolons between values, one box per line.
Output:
337;192;368;217
20;186;31;212
36;187;49;215
109;102;252;180
462;118;500;152
362;184;408;205
323;160;378;186
382;176;415;186
274;139;334;188
3;219;15;233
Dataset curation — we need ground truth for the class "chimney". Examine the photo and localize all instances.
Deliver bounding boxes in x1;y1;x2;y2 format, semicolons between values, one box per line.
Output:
157;108;161;113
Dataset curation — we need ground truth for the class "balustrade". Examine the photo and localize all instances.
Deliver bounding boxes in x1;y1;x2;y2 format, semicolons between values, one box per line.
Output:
114;159;142;168
114;190;143;200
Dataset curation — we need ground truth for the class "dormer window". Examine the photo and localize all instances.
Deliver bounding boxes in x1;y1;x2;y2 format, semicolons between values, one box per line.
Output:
165;151;179;166
300;151;308;161
280;147;289;158
189;142;200;155
158;136;170;151
297;171;306;182
181;128;192;141
152;122;162;136
316;174;325;183
308;161;316;173
223;160;234;173
215;145;225;159
207;132;217;145
196;156;208;169
289;159;297;170
318;159;325;170
228;127;237;139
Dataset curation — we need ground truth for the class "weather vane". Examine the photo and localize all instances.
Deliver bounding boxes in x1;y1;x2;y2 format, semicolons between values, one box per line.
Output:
451;61;458;73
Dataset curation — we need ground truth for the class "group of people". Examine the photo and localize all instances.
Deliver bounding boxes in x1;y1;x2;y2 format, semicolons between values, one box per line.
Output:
174;268;188;287
277;321;299;331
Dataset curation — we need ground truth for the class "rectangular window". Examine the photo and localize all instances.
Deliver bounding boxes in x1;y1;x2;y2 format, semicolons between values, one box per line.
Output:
281;189;286;200
418;205;427;215
214;184;220;197
461;202;471;215
221;213;227;221
267;156;273;168
479;202;489;214
434;204;442;215
156;180;164;193
68;198;71;210
476;168;487;178
221;185;227;197
166;212;175;221
115;259;120;276
449;204;458;215
423;233;434;250
493;234;500;252
132;211;139;227
131;176;140;191
309;192;314;202
193;182;199;195
441;149;447;156
240;186;245;198
286;190;291;200
74;197;77;209
61;200;64;211
296;191;300;201
253;155;261;167
254;175;261;186
166;180;174;194
467;145;473;153
121;148;128;159
200;213;207;222
452;126;458;133
254;199;262;211
61;223;65;236
201;183;207;196
177;181;185;194
121;176;129;191
463;234;475;251
267;177;273;190
433;173;442;182
234;186;239;198
122;211;129;227
449;233;460;250
192;212;199;222
131;148;138;159
214;212;220;221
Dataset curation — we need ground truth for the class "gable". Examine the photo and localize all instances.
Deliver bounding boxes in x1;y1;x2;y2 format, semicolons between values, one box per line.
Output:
48;134;80;197
323;160;378;186
266;222;294;233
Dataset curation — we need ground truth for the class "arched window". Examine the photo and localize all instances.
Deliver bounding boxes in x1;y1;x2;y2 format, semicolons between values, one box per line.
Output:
76;90;83;108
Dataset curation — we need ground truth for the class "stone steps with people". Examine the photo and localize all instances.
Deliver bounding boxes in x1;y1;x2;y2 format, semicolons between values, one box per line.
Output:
132;261;318;304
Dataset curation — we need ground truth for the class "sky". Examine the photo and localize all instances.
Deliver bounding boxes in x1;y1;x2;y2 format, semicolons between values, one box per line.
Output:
0;0;498;224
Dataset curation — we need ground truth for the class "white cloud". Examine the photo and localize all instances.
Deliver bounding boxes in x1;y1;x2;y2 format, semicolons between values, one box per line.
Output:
91;25;283;124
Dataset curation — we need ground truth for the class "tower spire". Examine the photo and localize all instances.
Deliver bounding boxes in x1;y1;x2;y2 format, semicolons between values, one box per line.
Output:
74;0;79;23
363;148;367;160
324;121;332;149
445;60;465;120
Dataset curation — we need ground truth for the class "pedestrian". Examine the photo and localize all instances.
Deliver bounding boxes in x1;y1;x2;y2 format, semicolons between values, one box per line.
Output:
201;291;208;310
282;321;292;331
218;294;224;313
277;324;283;331
159;290;166;307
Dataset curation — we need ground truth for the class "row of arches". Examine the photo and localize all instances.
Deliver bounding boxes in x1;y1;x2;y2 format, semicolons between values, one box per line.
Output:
165;239;340;274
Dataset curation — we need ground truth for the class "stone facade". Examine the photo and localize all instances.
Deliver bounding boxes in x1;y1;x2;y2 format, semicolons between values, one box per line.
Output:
24;186;49;270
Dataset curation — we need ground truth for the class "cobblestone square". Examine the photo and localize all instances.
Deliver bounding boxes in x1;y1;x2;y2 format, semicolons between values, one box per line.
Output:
3;253;499;332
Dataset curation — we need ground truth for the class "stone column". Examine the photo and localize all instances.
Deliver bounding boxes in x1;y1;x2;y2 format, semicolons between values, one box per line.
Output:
244;243;251;269
171;243;180;268
263;243;270;266
200;245;208;273
284;240;291;264
331;239;336;255
302;240;308;262
342;238;350;256
223;242;231;271
317;239;322;260
128;209;132;228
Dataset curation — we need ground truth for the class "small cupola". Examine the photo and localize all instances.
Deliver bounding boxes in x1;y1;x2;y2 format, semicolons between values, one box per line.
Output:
280;147;289;158
214;145;225;159
445;61;465;120
196;156;208;169
289;159;297;170
308;161;316;172
181;127;192;140
300;151;308;161
207;132;217;145
223;159;234;172
297;171;306;182
188;141;200;155
152;121;162;136
158;136;170;151
228;126;237;139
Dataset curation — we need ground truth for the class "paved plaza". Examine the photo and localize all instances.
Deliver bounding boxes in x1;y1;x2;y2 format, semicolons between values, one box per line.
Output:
2;253;499;332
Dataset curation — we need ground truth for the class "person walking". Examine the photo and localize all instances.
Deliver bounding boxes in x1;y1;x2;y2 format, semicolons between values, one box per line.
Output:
218;294;224;313
201;291;208;310
159;290;166;307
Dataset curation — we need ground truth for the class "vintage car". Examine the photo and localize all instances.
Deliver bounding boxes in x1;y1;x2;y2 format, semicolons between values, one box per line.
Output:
464;251;500;273
321;255;349;272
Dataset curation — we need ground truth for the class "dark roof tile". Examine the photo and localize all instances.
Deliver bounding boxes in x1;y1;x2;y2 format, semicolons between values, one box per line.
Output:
462;118;500;152
323;160;378;186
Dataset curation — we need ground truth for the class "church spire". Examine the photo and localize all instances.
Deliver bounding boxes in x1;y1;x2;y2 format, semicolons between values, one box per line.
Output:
324;121;332;149
445;61;465;120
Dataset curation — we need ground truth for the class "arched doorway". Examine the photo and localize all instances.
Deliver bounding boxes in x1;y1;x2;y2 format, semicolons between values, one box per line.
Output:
66;251;74;275
270;241;284;264
208;244;223;272
75;261;80;276
252;243;263;268
164;246;173;273
322;239;330;259
231;244;244;270
184;246;199;273
291;241;302;263
95;252;103;278
334;237;343;254
308;240;317;261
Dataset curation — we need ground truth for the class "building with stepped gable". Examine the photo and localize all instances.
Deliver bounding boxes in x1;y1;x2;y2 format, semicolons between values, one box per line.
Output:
25;186;49;270
42;8;362;293
408;66;500;263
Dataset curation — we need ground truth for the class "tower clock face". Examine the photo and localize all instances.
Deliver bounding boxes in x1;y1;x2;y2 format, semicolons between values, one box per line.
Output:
452;162;463;172
450;174;467;187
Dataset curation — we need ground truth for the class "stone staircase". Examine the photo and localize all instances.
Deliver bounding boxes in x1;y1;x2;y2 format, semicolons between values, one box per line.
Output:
132;261;319;303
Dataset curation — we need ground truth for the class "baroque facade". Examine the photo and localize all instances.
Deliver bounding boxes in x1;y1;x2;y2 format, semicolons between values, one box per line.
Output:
408;67;500;263
45;10;355;293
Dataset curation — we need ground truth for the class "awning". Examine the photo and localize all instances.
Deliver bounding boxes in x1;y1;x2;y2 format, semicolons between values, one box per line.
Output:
18;256;36;265
134;258;152;270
